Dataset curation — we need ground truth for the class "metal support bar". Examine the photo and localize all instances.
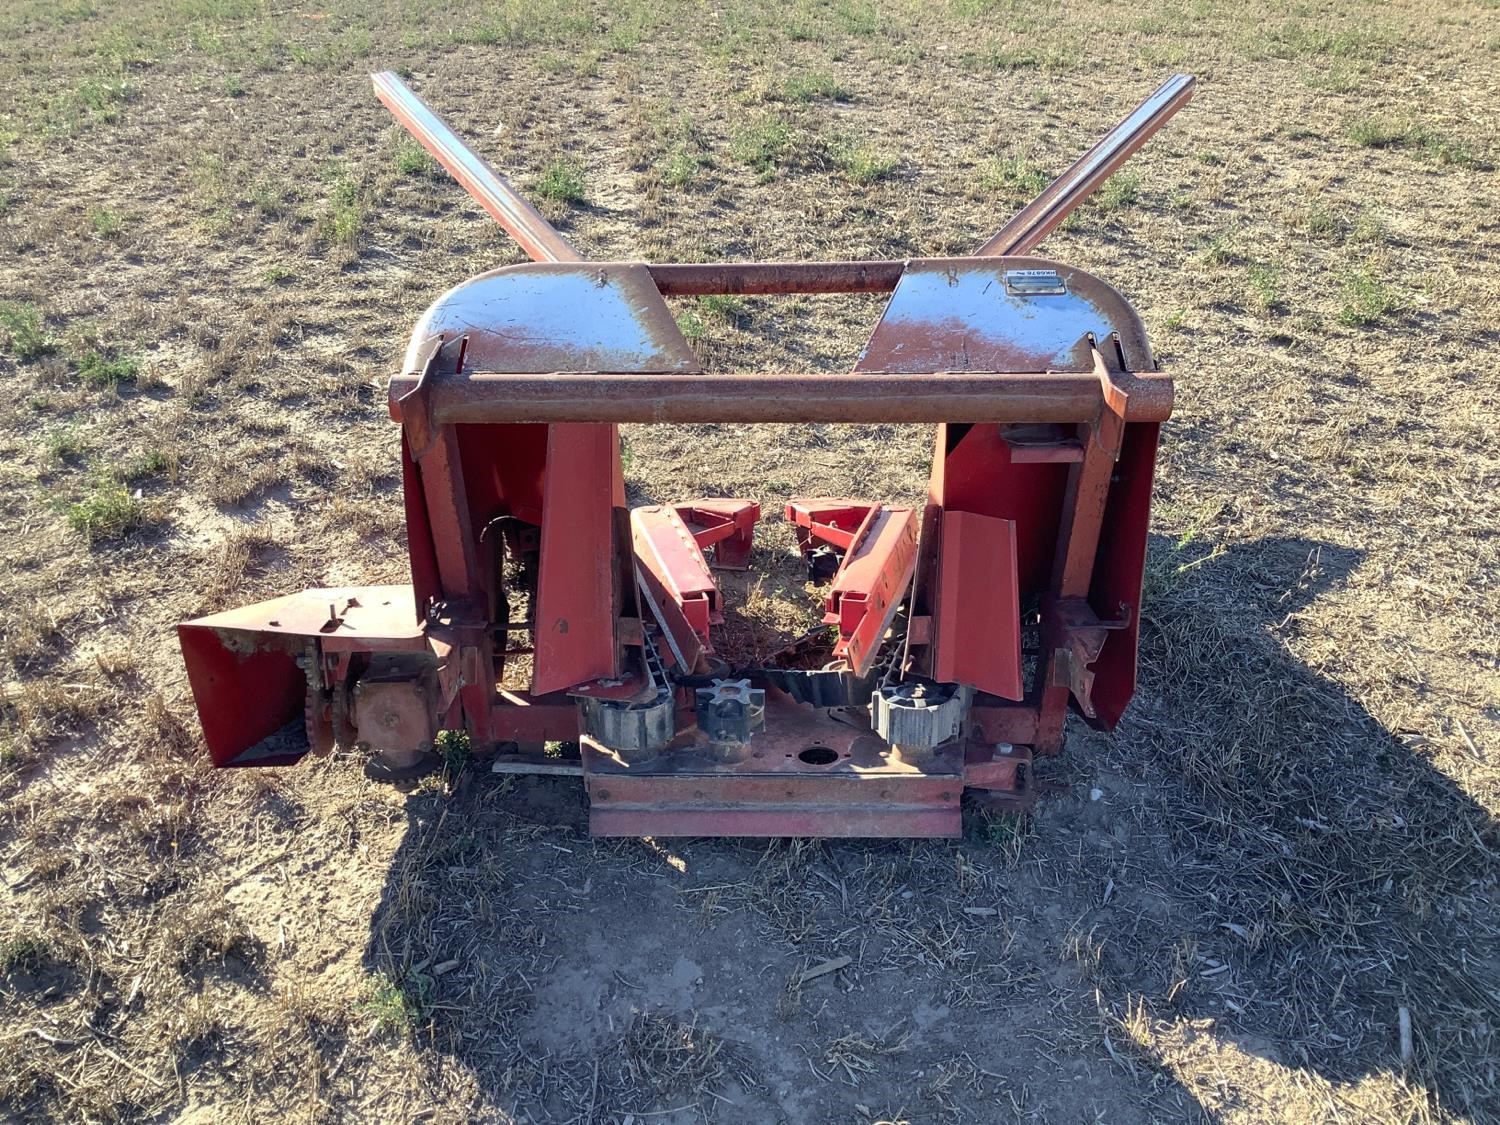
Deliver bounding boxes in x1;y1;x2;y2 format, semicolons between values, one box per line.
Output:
371;71;583;264
788;500;919;678
631;505;721;648
387;370;1173;425
648;260;905;295
673;499;761;569
977;73;1196;257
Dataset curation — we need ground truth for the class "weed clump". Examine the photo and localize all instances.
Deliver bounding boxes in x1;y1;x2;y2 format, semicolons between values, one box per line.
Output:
0;302;55;361
535;158;585;204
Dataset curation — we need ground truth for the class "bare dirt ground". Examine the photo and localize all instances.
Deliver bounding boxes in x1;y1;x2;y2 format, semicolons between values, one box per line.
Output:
1;0;1498;1121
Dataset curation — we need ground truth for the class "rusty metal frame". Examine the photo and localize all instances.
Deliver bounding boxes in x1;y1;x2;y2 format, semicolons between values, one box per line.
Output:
176;71;1194;838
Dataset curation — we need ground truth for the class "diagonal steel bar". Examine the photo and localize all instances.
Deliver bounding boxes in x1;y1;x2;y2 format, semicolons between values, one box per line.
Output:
371;71;583;264
977;73;1196;257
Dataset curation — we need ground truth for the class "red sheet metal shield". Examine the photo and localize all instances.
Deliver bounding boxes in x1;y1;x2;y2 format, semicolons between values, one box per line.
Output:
932;511;1023;700
178;586;425;767
824;506;918;676
532;423;622;695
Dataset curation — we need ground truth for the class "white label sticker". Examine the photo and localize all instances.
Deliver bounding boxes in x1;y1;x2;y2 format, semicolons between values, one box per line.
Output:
1003;269;1066;295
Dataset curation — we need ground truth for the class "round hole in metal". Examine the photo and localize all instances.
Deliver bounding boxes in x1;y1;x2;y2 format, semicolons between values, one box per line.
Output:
798;745;838;766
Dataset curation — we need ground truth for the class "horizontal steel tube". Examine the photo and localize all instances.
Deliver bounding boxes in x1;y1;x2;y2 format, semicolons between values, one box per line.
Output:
371;71;582;264
388;371;1172;424
648;260;906;296
978;73;1196;257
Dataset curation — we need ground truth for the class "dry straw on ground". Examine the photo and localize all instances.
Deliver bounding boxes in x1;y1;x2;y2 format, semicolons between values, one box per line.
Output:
1;0;1497;1121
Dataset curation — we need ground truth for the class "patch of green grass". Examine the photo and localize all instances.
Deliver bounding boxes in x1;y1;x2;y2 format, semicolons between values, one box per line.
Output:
967;808;1031;862
1196;150;1224;167
437;729;470;777
0;935;47;974
1095;172;1140;210
89;206;122;238
1297;204;1340;240
71;75;137;124
264;264;293;284
1199;230;1243;267
1420;133;1477;167
223;73;246;97
362;971;429;1036
781;72;851;103
191;150;236;233
393;138;437;178
286;26;373;71
122;448;175;481
1245;21;1399;62
1348;207;1388;245
249;178;293;217
1247;264;1282;315
451;2;596;48
535;158;585;204
978;154;1048;202
65;479;146;542
46;427;86;462
1164;309;1189;332
1338;270;1400;327
649;109;709;190
675;311;706;342
76;350;138;387
1305;63;1368;94
661;145;704;189
321;167;363;247
35;70;139;134
959;43;1070;72
1346;117;1416;148
834;143;897;186
731;115;792;178
1344;117;1477;166
831;0;879;37
698;294;748;326
0;301;55;360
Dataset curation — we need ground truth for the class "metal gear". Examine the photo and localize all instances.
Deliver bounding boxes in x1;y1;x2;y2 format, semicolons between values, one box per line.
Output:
871;679;971;752
693;678;766;743
580;688;674;758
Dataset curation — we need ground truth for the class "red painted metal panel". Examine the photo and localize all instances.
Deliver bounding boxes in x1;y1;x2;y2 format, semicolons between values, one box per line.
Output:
785;499;874;552
585;773;961;838
491;698;581;743
455;422;548;526
1085;422;1160;729
970;704;1040;745
932;511;1023;700
827;506;918;676
673;499;760;569
416;426;487;604
177;586;426;767
178;626;306;767
934;424;1067;596
532;423;620;694
400;433;440;617
631;506;720;646
590;804;960;838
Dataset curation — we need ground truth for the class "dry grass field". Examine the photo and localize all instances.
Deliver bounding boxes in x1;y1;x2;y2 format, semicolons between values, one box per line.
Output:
1;0;1498;1121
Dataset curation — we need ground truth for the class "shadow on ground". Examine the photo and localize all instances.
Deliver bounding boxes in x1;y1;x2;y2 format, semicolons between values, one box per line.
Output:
361;534;1498;1122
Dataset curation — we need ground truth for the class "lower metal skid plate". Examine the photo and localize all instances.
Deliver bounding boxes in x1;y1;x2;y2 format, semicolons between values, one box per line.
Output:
582;693;967;838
